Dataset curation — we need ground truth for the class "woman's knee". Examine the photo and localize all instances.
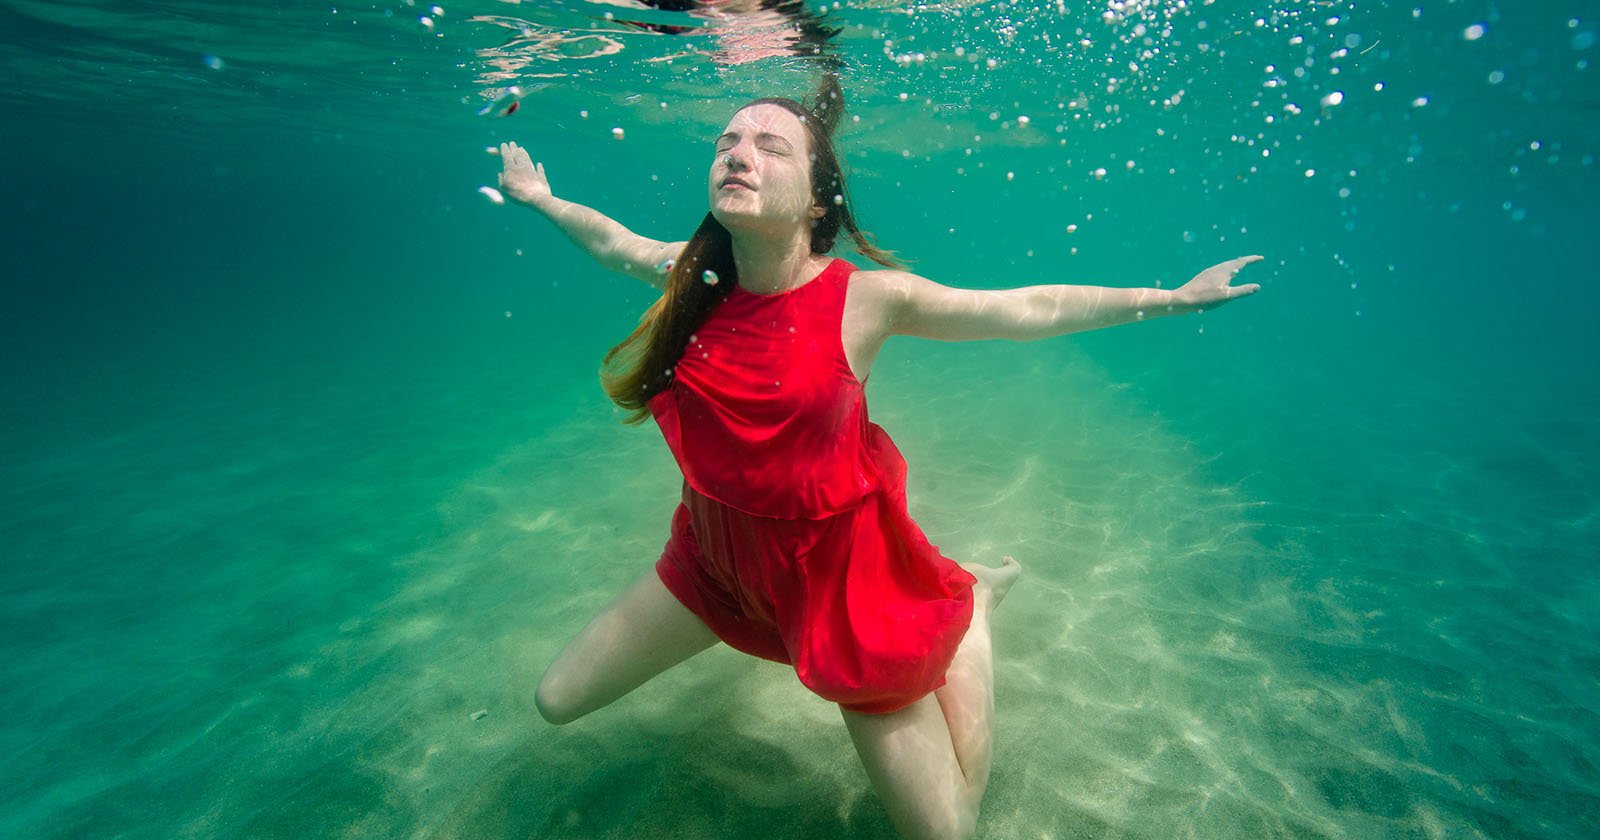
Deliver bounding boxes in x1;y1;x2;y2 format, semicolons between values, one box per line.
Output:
534;670;587;725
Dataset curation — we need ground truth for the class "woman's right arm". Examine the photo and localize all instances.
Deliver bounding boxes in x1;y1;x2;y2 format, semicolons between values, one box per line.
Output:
498;141;685;290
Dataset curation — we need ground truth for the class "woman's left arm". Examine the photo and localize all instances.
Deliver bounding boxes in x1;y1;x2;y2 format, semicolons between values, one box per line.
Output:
877;255;1263;342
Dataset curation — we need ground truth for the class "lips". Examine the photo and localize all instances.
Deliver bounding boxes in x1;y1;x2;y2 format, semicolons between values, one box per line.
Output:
720;175;755;190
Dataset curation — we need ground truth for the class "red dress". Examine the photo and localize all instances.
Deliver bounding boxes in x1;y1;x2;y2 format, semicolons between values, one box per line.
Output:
649;258;976;714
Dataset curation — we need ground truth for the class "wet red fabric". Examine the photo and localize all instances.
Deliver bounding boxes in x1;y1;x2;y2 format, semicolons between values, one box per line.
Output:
649;258;975;714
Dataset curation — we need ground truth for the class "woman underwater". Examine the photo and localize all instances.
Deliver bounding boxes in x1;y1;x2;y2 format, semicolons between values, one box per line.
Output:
495;75;1261;840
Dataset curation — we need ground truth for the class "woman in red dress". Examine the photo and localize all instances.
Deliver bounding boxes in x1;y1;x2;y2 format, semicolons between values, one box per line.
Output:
496;76;1260;839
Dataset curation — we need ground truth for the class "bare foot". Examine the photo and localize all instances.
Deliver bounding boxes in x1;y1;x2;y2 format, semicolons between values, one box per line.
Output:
961;556;1022;610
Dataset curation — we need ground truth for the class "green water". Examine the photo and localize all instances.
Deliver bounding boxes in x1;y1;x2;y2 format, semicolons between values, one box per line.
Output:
2;1;1597;837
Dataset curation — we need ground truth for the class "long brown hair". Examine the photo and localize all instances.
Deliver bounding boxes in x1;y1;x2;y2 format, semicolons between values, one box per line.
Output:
600;74;901;424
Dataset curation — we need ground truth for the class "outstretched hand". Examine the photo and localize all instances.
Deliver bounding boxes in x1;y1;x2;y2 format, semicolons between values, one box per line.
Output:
497;141;551;207
1173;255;1264;311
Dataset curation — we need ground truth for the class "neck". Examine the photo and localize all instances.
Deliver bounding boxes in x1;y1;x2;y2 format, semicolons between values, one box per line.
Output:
730;228;826;294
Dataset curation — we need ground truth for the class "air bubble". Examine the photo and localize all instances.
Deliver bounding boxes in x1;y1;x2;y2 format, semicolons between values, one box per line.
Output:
1464;24;1486;41
702;270;720;286
611;127;625;140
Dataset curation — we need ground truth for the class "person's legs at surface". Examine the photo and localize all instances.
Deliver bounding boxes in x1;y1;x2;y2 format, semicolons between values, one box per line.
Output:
840;557;1021;840
535;567;719;724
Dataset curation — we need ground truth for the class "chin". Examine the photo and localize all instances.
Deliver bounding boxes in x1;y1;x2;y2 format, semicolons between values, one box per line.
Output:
711;203;759;230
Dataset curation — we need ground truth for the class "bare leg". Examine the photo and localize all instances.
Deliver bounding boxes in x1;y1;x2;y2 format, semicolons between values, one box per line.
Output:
535;568;719;724
841;557;1022;840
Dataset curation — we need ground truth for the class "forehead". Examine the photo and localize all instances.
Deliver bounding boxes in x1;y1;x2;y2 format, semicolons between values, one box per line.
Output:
720;103;808;143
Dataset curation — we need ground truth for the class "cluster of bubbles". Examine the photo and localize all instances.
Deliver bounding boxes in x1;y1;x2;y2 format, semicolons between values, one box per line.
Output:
460;0;1594;309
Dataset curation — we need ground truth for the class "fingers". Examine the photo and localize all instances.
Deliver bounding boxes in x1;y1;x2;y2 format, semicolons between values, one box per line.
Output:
495;142;540;174
1227;255;1263;274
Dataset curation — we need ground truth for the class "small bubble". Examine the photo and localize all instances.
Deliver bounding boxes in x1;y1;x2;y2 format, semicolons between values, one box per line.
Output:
1006;171;1015;181
1464;23;1486;41
418;15;434;30
656;258;676;275
477;185;505;204
1305;168;1316;178
611;127;625;140
1321;91;1344;107
202;54;225;71
1487;70;1505;84
1066;224;1078;233
580;110;589;119
1412;95;1430;107
832;194;843;205
702;270;719;286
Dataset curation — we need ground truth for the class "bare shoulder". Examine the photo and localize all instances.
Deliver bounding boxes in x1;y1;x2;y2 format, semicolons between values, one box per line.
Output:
845;268;924;312
847;268;975;325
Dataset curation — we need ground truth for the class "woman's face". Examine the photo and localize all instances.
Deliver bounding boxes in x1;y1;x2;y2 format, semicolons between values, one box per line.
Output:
708;103;823;235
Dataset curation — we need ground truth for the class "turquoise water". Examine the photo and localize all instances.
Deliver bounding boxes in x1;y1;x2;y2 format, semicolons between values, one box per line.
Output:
3;1;1597;837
